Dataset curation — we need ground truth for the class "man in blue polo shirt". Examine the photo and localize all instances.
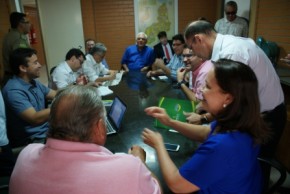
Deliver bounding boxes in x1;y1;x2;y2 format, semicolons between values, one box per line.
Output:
121;32;155;72
2;48;56;147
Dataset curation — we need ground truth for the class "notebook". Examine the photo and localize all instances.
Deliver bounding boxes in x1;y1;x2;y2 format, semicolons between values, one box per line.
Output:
106;96;127;135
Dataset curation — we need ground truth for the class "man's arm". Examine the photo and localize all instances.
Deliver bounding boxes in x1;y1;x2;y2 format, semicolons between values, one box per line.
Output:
19;107;50;125
147;59;170;77
129;145;163;193
95;70;116;82
180;83;197;101
122;64;129;72
176;69;197;101
46;89;57;100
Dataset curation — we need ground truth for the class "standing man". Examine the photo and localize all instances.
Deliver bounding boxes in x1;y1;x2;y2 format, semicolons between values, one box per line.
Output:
121;32;155;72
153;31;173;65
9;86;161;194
2;48;56;148
214;1;248;37
147;33;185;81
51;48;88;90
2;12;31;85
184;20;286;159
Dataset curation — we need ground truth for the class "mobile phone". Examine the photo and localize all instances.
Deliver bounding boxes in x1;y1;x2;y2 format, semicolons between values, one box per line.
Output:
164;143;180;152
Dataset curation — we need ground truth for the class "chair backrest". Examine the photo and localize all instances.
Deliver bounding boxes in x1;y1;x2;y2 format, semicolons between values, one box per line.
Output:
256;36;280;68
258;157;287;194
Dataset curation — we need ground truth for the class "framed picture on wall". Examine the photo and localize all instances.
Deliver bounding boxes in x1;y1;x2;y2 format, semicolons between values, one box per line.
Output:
134;0;178;47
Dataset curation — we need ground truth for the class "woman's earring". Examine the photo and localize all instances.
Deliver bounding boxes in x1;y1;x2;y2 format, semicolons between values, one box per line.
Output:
223;104;227;108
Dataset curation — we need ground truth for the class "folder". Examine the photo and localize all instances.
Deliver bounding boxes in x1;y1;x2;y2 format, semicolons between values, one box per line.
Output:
155;97;196;129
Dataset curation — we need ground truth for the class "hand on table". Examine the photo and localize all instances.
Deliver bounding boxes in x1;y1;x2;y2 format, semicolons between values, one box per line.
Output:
128;145;146;163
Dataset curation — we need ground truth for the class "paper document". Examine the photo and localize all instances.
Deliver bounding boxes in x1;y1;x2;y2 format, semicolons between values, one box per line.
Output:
103;71;124;86
158;75;168;80
97;86;113;96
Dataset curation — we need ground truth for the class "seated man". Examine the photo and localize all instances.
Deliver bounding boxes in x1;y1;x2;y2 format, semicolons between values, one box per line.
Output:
2;48;56;147
9;86;161;194
147;34;185;81
83;44;116;83
85;38;109;68
176;47;213;102
121;32;155;72
50;48;88;90
176;47;213;124
153;31;173;65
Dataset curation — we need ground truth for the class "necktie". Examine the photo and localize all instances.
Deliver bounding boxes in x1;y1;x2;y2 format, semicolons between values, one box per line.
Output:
164;45;170;61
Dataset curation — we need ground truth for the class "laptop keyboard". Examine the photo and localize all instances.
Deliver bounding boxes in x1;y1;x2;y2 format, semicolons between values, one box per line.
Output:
106;119;115;134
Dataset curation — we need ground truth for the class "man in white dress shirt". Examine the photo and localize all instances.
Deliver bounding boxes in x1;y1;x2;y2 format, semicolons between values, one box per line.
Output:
51;48;87;90
83;44;116;83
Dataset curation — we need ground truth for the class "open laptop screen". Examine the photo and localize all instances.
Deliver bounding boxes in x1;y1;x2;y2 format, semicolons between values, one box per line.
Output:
108;97;127;129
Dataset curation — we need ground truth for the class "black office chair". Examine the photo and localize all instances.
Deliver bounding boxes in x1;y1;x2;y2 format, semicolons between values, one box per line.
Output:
258;157;287;194
0;175;10;194
0;184;8;191
256;36;280;68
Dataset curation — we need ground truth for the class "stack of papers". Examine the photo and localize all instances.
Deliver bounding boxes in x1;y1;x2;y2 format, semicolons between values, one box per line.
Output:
103;71;124;86
97;86;113;96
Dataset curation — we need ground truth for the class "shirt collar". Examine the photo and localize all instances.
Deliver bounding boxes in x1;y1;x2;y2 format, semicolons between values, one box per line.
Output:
211;34;223;62
86;54;97;64
64;61;74;74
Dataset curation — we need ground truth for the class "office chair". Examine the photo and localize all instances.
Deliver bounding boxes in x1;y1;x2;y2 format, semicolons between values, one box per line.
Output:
0;175;10;194
0;184;8;191
258;157;287;194
256;36;280;68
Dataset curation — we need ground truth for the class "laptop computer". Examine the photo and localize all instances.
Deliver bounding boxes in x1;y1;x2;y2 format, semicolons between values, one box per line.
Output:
106;96;127;135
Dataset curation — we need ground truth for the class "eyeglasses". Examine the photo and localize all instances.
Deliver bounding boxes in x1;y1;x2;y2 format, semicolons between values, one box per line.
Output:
182;54;193;58
226;11;236;16
173;43;184;47
137;38;146;41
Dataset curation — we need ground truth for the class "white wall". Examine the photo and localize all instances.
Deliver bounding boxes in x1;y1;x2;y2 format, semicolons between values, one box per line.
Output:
224;0;250;19
37;0;84;69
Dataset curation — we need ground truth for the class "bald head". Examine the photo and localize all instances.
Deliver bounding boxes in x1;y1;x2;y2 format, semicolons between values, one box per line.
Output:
48;86;105;142
184;20;216;40
184;20;217;60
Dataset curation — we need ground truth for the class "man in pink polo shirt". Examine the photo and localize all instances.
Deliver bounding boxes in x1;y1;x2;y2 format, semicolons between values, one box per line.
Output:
9;86;161;194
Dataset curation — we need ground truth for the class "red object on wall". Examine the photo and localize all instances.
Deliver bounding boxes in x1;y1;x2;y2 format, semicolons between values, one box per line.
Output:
29;25;37;44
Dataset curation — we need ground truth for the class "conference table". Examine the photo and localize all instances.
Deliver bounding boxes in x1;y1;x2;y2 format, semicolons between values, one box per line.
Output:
102;71;198;194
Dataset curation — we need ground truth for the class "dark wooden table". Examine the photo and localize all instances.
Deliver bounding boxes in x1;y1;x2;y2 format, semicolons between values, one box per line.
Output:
103;71;198;194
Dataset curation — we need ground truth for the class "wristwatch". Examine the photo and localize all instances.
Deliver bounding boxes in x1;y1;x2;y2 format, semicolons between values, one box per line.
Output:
176;80;187;88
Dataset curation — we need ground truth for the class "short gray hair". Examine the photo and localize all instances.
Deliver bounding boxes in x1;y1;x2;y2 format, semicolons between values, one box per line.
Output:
48;85;105;142
136;32;148;40
89;43;107;55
